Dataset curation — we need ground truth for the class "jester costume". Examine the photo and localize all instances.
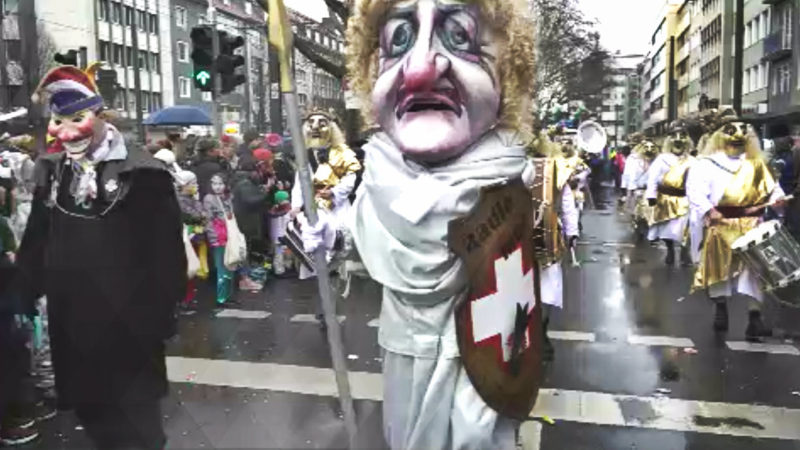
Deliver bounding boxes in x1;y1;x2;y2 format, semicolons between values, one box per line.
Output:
17;66;185;448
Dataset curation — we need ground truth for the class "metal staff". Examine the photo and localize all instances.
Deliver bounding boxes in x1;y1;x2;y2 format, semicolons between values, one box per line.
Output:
261;1;358;447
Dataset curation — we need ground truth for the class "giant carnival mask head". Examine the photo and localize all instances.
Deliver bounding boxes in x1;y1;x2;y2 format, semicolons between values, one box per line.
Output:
34;66;106;159
303;112;333;149
347;0;534;163
668;121;690;155
642;141;658;158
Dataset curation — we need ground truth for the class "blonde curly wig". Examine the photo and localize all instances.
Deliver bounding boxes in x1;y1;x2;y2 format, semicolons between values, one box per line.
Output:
345;0;535;132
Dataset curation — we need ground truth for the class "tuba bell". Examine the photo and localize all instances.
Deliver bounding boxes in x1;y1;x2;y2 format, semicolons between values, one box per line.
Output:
576;120;607;155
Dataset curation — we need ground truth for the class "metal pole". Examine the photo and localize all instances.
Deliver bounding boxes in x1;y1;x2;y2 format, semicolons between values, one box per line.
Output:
0;6;8;112
284;90;358;449
208;3;222;137
258;61;266;133
733;0;744;115
21;0;44;152
131;0;145;143
244;33;252;130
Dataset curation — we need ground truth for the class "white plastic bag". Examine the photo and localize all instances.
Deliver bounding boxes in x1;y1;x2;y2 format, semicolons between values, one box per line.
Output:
183;228;201;279
223;216;247;270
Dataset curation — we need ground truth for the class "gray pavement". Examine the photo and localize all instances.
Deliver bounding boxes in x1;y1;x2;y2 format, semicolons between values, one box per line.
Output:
29;187;800;449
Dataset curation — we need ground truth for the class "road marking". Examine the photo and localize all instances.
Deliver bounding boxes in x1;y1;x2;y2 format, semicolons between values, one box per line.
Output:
367;318;379;328
289;314;346;324
726;341;800;356
627;335;695;348
214;309;271;320
167;357;800;441
518;421;542;450
547;330;596;342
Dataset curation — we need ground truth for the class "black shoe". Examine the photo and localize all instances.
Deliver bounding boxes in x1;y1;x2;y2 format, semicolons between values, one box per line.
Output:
665;250;675;266
680;247;693;267
713;301;729;332
745;311;772;342
33;400;57;422
0;426;39;446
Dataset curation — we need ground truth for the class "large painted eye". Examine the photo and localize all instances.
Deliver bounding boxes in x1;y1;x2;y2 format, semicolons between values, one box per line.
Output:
385;19;415;58
439;12;477;54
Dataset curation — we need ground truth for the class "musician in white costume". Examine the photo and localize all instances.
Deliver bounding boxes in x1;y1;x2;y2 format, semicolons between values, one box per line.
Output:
645;120;694;266
685;109;786;341
302;1;538;448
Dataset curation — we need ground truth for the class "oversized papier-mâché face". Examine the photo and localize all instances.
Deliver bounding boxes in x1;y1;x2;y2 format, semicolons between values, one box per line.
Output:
47;109;104;158
721;122;748;150
347;0;534;162
670;130;689;154
303;114;332;149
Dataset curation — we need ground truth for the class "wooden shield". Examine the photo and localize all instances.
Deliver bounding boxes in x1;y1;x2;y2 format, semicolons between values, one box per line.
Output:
448;178;543;420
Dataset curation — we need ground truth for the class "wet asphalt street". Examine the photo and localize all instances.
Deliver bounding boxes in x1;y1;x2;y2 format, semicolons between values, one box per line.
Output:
29;187;800;449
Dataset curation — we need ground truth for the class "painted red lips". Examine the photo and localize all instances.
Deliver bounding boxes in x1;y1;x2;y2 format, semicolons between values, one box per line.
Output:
396;89;463;119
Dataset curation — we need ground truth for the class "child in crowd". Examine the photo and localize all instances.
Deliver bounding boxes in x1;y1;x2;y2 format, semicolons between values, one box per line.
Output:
175;170;207;312
269;188;292;277
204;173;236;307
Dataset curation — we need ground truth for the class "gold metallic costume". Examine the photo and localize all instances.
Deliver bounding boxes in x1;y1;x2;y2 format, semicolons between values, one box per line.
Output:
653;156;693;224
303;108;361;210
692;158;775;291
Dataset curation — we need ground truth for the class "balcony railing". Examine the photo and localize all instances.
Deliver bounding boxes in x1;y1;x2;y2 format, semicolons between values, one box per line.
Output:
763;29;792;62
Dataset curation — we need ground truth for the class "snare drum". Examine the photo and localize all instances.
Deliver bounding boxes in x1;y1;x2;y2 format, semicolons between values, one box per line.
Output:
731;220;800;307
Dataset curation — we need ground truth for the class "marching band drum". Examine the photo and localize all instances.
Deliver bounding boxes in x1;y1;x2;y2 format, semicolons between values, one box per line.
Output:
732;220;800;307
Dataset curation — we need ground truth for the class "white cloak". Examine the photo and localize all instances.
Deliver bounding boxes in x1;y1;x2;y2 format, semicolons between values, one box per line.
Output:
541;184;580;309
351;130;530;450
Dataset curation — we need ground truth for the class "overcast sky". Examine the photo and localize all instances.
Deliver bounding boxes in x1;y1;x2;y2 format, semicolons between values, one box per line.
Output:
578;0;664;56
285;0;662;57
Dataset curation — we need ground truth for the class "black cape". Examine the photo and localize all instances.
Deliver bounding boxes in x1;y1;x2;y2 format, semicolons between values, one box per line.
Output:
16;148;186;408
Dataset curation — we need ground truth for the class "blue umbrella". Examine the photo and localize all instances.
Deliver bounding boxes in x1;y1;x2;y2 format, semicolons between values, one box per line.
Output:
143;106;212;126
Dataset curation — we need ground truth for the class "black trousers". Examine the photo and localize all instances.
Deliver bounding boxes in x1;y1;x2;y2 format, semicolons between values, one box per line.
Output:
74;401;165;450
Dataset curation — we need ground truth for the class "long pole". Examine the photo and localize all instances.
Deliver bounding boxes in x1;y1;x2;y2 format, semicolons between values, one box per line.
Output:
262;1;358;447
131;0;145;143
208;2;222;137
244;34;252;130
0;7;8;112
733;0;744;115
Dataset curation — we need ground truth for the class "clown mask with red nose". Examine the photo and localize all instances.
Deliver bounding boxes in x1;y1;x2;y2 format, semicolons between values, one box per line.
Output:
372;0;501;163
48;109;105;159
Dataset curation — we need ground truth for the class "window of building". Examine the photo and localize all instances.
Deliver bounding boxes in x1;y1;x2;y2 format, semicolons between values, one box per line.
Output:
746;22;752;47
782;7;792;49
98;0;109;22
142;91;150;112
126;47;133;67
744;68;750;94
151;52;160;73
100;41;110;62
754;16;761;42
114;88;126;111
179;77;191;98
245;1;252;15
177;41;188;62
175;6;187;28
128;89;136;112
137;10;145;30
112;2;122;24
124;5;133;26
149;14;158;34
113;44;123;65
762;10;770;37
139;50;148;70
152;93;162;110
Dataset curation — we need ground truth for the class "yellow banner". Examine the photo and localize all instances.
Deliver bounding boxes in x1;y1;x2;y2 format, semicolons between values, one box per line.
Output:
265;0;294;92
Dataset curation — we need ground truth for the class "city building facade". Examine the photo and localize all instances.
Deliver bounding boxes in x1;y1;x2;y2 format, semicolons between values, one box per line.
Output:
762;0;799;136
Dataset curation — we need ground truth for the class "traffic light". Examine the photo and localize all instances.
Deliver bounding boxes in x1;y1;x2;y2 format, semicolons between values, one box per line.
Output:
217;31;246;95
190;26;214;91
54;49;79;66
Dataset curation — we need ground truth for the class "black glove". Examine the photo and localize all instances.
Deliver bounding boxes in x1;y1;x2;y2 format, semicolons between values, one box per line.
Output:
648;198;657;206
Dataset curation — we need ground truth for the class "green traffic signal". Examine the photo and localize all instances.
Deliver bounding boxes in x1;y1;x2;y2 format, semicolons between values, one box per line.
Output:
195;70;211;87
